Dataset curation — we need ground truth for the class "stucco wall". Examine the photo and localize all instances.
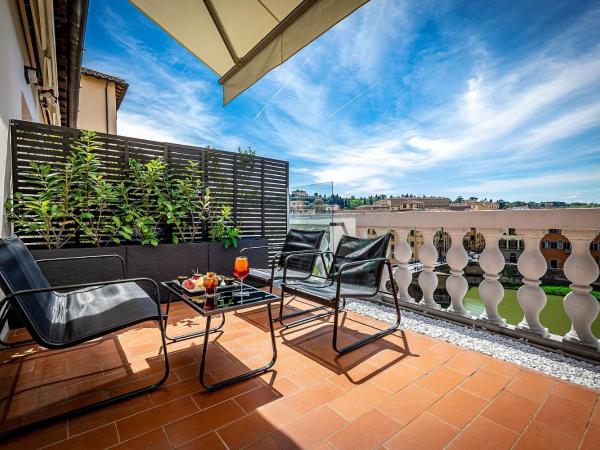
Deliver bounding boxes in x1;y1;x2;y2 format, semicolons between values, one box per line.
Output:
78;75;117;134
0;1;41;237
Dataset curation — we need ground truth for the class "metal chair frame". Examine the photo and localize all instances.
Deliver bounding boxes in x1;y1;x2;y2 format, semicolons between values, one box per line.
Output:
280;250;401;354
0;254;170;439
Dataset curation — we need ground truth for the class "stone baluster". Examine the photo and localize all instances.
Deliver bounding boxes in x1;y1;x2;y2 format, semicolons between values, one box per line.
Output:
516;230;548;336
478;229;506;326
393;228;415;302
446;228;470;316
418;228;439;309
562;231;600;350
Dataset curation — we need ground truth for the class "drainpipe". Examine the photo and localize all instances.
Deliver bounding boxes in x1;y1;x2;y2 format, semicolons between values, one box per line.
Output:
66;0;89;128
104;80;109;133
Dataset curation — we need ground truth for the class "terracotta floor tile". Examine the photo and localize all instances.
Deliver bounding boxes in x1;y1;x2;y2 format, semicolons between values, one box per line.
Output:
68;394;153;436
461;368;510;400
551;381;599;408
448;416;519;450
370;364;424;394
580;424;600;450
176;431;228;450
377;384;440;425
192;378;259;409
149;377;204;406
592;400;600;426
326;409;401;450
535;394;593;438
282;380;346;417
285;364;334;388
233;384;284;413
328;383;389;420
111;428;172;450
45;423;119;450
429;388;488;428
271;406;348;449
514;421;580;450
1;421;67;450
444;351;489;376
383;412;458;450
482;359;521;378
506;370;555;403
218;411;279;449
429;341;462;357
404;350;450;372
416;366;465;395
116;396;198;441
164;399;245;448
482;390;539;432
254;399;298;429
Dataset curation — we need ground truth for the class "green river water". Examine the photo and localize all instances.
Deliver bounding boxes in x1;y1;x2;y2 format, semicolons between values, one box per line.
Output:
458;287;600;338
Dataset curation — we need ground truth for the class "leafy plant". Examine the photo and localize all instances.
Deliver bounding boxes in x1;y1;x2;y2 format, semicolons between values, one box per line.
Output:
208;204;241;248
162;161;210;243
118;158;168;246
70;130;124;246
6;158;78;249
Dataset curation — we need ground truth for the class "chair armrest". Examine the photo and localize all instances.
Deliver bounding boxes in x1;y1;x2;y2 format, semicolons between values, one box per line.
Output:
239;245;271;255
36;254;127;278
3;277;161;311
281;250;334;283
334;257;389;297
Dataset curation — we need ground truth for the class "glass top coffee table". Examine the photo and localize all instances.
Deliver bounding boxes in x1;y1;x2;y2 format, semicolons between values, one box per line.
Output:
161;280;279;391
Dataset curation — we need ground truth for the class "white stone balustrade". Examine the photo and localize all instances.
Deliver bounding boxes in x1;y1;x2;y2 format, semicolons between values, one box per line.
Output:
516;230;549;336
562;230;600;350
418;228;440;309
446;228;470;316
340;208;600;356
478;230;507;326
393;228;415;303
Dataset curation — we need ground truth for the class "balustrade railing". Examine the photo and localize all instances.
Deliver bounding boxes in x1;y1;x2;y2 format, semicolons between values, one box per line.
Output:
332;209;600;359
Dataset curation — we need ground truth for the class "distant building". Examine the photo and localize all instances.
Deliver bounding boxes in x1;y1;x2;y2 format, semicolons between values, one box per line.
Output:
289;200;308;213
78;68;128;134
499;228;524;263
290;189;309;198
373;198;426;211
465;200;499;210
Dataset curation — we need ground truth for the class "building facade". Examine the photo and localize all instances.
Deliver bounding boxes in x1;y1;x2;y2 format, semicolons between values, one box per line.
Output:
78;68;128;134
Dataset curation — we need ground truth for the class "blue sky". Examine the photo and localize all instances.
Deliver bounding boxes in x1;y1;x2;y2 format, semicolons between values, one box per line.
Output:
84;0;600;202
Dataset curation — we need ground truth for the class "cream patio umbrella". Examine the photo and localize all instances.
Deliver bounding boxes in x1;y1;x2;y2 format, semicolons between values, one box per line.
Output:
129;0;369;104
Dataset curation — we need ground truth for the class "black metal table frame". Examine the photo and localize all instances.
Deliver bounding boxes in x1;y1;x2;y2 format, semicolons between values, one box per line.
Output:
161;281;278;391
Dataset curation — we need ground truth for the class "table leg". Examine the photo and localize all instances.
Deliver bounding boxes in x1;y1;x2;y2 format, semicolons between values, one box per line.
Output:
199;306;277;391
163;292;225;342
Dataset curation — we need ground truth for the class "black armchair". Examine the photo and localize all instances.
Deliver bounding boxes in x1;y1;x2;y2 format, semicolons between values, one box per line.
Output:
280;233;401;354
242;229;326;292
0;236;169;438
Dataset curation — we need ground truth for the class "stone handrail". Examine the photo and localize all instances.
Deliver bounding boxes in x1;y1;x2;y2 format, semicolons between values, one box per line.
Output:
331;209;600;359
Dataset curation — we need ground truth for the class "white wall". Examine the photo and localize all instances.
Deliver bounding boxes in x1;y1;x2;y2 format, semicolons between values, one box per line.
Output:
0;1;41;236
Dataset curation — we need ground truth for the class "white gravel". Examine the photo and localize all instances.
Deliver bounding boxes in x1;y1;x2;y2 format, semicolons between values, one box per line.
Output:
345;299;600;390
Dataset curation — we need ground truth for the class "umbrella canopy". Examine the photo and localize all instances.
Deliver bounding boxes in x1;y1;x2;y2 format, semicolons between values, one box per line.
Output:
129;0;369;104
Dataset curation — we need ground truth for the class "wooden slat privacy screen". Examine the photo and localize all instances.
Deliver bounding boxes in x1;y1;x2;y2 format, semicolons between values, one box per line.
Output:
9;120;289;253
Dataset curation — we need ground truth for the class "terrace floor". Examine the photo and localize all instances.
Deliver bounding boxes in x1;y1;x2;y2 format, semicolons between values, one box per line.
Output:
1;293;599;449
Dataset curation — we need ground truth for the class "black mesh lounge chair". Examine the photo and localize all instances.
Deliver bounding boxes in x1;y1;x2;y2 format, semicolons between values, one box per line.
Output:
241;229;328;323
242;229;326;292
280;233;400;354
0;235;169;437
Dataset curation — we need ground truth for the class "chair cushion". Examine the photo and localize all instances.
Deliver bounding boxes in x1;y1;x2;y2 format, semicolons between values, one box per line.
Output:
249;267;313;286
286;280;379;301
25;282;159;348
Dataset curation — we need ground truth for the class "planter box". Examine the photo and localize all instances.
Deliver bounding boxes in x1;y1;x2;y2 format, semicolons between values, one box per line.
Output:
27;239;268;301
127;242;209;297
208;238;269;276
31;247;128;286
